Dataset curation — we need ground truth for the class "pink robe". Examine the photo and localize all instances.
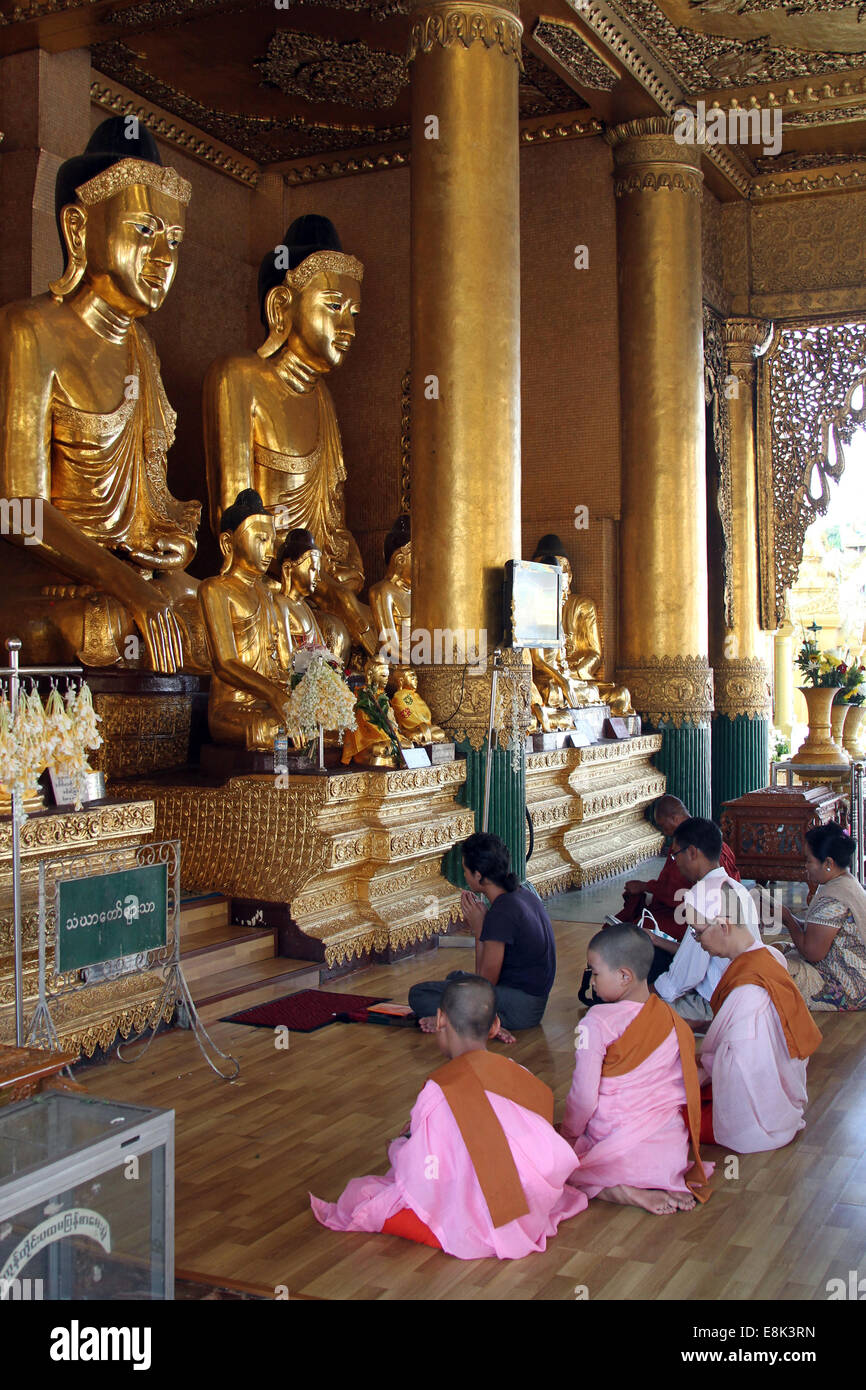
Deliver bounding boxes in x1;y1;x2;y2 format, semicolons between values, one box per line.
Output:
699;942;809;1154
562;999;707;1197
310;1076;587;1260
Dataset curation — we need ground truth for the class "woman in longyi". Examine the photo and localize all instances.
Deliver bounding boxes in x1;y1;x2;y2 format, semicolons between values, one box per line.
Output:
781;822;866;1012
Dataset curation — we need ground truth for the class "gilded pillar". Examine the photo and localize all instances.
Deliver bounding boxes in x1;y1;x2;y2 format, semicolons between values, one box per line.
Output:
711;318;773;816
408;0;529;882
610;119;713;819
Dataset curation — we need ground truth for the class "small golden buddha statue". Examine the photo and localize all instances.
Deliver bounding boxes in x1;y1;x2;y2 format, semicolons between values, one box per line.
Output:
341;657;409;768
273;527;329;660
390;666;446;745
531;535;634;718
0;118;203;673
369;515;411;665
204;215;377;660
199;490;292;750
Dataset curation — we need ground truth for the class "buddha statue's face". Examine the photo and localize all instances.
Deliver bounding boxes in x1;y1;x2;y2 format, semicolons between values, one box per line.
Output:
230;515;275;574
399;668;418;691
368;660;389;690
290;548;321;597
291;272;360;371
81;184;185;316
555;557;572;602
390;543;411;586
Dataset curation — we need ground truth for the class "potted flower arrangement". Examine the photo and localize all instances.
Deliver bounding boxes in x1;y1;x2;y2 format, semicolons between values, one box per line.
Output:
793;631;846;765
838;655;866;758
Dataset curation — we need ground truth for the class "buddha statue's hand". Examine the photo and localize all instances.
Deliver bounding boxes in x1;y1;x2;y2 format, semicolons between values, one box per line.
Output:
127;590;185;674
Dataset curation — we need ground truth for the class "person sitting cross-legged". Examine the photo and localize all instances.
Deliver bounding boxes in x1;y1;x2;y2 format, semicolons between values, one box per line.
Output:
408;832;556;1045
562;924;713;1216
310;975;587;1258
695;884;823;1153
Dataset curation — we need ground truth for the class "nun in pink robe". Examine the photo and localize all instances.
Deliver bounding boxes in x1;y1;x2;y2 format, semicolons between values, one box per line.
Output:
561;999;703;1196
698;941;809;1154
310;1073;587;1260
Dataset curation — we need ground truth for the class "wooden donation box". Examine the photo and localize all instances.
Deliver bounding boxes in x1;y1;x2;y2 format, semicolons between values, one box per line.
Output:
720;785;849;882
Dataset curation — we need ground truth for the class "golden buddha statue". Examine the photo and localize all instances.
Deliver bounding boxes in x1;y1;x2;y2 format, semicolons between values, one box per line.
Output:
0;118;202;673
199;490;292;749
390;666;446;746
273;527;331;659
368;515;411;665
341;656;409;768
532;535;634;718
203;215;377;660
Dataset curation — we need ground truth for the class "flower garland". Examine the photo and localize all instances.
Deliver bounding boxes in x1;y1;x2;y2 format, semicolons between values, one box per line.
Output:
285;652;357;742
0;682;102;808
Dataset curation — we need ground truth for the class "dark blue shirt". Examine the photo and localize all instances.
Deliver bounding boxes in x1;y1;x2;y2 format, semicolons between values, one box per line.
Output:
480;887;556;998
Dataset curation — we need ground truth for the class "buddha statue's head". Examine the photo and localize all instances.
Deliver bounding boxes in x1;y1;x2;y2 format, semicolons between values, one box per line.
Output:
51;117;191;314
278;528;322;598
257;215;363;374
394;665;418;691
364;655;390;693
218;490;275;576
384;515;411;586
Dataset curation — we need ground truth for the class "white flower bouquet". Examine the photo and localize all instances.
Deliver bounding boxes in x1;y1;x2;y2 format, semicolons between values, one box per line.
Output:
286;652;357;743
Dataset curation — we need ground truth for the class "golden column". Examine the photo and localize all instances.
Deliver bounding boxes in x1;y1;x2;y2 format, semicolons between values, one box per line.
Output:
408;0;530;881
711;318;774;814
610;119;713;818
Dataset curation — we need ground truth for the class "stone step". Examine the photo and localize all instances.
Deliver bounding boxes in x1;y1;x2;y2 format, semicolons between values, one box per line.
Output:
194;957;321;1024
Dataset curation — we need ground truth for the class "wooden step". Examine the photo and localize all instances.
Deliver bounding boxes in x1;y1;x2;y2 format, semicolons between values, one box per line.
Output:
193;957;321;1024
179;895;229;930
181;929;278;991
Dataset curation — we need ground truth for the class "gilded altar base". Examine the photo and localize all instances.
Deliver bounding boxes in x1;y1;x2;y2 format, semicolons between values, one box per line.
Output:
0;799;175;1057
525;735;666;896
112;761;474;969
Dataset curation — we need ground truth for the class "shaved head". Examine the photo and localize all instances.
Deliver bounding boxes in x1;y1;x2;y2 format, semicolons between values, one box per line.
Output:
440;975;497;1040
654;795;688;820
587;923;654;981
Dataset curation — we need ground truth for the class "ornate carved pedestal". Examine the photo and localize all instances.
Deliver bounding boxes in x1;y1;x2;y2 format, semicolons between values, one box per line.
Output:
0;800;175;1056
86;672;208;779
112;764;474;970
720;785;849;882
525;734;666;896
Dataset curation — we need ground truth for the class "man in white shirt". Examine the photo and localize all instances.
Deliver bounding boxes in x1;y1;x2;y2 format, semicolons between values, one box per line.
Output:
649;817;760;1026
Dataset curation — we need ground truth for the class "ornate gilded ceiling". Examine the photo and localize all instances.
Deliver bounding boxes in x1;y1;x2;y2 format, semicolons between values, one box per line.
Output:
0;0;864;191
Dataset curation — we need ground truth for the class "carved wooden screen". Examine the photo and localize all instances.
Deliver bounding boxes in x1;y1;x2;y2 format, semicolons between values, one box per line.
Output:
757;318;866;630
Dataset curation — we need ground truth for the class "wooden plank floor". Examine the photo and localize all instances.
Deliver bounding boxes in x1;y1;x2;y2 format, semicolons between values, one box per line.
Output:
77;919;866;1301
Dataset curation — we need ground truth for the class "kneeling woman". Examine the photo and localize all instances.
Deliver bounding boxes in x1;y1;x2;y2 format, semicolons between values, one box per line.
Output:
781;822;866;1011
408;832;556;1043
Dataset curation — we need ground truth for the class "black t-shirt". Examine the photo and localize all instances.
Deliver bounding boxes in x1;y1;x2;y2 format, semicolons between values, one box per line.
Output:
480;887;556;998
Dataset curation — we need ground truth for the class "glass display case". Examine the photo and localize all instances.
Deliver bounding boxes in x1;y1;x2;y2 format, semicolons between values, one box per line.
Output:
0;1092;173;1300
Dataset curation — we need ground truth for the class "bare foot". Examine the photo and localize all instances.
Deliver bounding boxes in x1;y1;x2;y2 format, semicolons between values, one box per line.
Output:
418;1015;439;1034
597;1184;690;1215
494;1026;516;1045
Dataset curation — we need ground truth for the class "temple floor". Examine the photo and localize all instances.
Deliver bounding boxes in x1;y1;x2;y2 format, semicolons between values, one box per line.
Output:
75;883;866;1302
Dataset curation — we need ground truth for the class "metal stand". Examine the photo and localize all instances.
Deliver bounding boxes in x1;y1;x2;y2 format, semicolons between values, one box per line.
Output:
1;638;82;1046
116;959;240;1082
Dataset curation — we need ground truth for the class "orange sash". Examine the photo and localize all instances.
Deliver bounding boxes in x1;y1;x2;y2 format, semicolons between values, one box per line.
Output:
709;948;823;1059
430;1050;553;1229
601;995;712;1203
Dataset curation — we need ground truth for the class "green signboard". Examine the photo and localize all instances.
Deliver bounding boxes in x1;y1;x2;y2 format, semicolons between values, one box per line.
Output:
56;864;168;973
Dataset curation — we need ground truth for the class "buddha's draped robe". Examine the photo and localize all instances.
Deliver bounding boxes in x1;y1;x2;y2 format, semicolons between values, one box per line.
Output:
311;1051;586;1259
52;324;196;560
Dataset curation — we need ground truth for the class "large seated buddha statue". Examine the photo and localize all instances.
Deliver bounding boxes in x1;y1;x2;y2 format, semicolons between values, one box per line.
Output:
0;118;203;673
532;535;634;717
204;214;377;661
199;490;292;749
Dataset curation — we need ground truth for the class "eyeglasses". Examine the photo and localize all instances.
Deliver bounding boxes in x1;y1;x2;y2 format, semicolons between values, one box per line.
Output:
671;847;688;858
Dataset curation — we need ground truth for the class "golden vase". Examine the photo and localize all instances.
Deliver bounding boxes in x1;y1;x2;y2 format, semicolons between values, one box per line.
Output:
792;686;847;765
830;700;852;763
843;704;866;759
